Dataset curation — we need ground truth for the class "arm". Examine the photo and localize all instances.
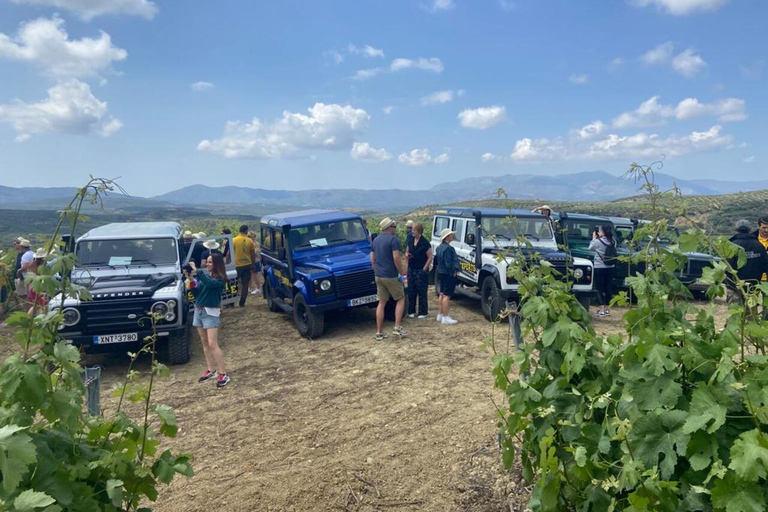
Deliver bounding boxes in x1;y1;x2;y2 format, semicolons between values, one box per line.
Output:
588;239;600;252
451;249;460;275
249;240;257;265
392;250;404;276
424;247;433;272
196;270;225;292
370;250;376;269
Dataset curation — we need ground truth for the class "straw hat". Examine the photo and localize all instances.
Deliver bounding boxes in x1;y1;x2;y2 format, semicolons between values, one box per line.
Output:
439;228;455;242
379;218;396;230
194;232;207;238
19;239;31;248
533;204;553;213
202;240;220;250
183;230;194;240
406;220;414;228
33;248;48;259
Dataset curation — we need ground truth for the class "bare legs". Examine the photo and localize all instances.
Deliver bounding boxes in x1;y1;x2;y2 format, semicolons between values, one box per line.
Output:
196;326;226;375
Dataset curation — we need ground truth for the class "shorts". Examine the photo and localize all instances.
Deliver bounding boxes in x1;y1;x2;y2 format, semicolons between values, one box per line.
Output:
438;274;457;298
193;306;221;329
376;277;404;302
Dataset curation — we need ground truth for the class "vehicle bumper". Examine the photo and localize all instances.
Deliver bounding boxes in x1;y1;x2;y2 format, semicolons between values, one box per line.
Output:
60;326;186;351
309;295;379;313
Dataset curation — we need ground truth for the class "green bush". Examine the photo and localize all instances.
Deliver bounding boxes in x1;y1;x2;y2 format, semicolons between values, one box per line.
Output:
493;165;768;512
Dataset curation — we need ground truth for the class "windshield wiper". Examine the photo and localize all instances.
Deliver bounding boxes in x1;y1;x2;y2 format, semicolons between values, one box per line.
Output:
524;234;541;241
130;259;158;267
490;233;512;241
84;261;116;269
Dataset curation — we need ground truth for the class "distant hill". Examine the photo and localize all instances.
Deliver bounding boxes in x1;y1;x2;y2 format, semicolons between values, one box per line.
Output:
3;171;768;213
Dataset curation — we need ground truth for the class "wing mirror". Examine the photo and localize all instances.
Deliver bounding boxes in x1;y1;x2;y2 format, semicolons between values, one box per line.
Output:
466;233;476;245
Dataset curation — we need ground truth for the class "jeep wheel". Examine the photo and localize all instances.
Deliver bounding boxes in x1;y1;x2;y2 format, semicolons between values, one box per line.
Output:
166;320;191;365
264;280;281;313
293;293;324;339
480;275;502;322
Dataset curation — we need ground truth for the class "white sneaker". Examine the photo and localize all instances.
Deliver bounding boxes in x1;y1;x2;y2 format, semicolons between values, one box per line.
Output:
441;316;458;325
407;313;415;318
436;314;443;322
417;315;428;319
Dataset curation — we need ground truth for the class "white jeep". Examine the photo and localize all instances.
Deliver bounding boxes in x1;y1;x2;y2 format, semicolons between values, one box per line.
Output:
430;207;596;321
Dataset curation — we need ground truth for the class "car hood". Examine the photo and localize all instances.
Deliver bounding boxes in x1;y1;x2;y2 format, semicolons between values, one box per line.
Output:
79;274;177;299
295;249;372;273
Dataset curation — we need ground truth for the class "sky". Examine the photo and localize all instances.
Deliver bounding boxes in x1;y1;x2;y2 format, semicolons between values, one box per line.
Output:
0;0;765;196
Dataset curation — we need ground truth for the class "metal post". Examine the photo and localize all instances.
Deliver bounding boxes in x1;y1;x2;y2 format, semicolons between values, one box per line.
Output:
507;301;527;380
84;366;101;416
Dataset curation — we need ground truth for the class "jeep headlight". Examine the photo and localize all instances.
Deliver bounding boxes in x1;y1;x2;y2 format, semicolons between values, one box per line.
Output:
165;300;177;322
62;307;81;327
151;301;169;319
320;279;332;291
573;268;584;280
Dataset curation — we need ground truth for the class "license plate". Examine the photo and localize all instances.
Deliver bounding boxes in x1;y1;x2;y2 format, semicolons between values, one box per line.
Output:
348;294;378;307
94;333;138;344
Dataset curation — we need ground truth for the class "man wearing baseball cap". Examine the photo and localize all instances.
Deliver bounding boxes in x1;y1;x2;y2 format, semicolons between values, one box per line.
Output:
371;218;407;340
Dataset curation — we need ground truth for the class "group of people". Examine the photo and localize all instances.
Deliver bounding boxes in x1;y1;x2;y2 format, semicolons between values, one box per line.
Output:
727;216;768;297
370;217;461;341
0;237;51;327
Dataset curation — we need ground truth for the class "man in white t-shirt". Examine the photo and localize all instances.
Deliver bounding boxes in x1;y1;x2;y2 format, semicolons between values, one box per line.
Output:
16;239;34;279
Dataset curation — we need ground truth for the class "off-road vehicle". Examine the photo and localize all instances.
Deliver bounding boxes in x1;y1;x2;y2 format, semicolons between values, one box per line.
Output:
50;222;237;364
260;209;379;338
430;207;595;321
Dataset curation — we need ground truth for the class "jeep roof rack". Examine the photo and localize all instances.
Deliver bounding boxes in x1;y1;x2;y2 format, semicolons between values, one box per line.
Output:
260;209;362;228
77;222;182;242
433;206;541;219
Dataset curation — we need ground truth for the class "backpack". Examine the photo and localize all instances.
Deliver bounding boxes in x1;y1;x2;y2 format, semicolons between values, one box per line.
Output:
599;238;617;264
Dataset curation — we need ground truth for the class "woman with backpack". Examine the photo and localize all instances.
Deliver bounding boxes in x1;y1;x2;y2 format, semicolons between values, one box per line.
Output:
589;224;616;317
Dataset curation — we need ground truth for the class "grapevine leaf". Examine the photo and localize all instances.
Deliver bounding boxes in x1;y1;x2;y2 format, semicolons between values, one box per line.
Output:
574;446;587;468
683;385;729;434
151;404;178;437
13;490;56;511
687;431;719;472
626;370;683;411
629;410;690;480
728;429;768;482
0;425;37;493
639;342;678;377
106;479;123;507
712;474;766;512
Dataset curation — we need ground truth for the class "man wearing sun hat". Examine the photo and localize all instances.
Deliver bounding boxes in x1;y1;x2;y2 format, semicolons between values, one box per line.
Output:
371;217;407;340
436;228;460;325
14;239;34;299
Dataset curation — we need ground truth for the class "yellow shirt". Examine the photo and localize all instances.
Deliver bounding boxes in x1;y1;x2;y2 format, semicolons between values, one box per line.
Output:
233;234;255;268
759;235;768;281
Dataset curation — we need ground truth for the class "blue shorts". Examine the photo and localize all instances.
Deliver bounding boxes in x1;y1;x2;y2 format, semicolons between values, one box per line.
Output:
193;307;221;329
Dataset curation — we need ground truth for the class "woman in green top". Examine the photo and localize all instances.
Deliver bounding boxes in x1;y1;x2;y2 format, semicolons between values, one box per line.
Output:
188;253;230;388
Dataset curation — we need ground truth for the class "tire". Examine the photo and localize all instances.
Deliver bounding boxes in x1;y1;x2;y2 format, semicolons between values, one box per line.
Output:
264;279;281;313
166;320;191;365
293;293;324;339
480;275;503;322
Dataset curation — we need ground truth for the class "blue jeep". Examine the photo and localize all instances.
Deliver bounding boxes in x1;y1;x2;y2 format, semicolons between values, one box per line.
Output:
260;209;378;338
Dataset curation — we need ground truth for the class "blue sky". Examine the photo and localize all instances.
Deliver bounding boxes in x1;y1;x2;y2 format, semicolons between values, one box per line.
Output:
0;0;765;196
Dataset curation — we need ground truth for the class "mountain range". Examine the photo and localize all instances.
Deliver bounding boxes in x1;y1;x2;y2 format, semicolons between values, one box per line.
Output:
2;171;767;213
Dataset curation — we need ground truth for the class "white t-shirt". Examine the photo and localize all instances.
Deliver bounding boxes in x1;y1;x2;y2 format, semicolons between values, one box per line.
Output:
20;250;34;277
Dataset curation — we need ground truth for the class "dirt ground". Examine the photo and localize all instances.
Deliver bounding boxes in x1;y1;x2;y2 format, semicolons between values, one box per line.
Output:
0;293;726;511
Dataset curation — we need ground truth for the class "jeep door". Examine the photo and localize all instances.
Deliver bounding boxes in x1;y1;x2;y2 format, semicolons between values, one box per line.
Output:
261;226;293;302
459;219;480;283
451;219;476;284
183;234;238;307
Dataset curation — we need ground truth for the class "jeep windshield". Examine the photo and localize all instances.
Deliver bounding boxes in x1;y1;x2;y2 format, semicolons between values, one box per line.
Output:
76;238;179;267
481;216;553;243
290;220;368;249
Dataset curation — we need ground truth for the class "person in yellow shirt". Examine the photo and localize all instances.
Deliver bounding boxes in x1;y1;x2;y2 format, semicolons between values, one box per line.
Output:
758;216;768;282
233;224;256;307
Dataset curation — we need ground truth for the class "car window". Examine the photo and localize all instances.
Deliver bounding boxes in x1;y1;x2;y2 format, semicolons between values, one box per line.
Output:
465;221;476;244
77;238;178;266
433;216;450;237
452;219;464;243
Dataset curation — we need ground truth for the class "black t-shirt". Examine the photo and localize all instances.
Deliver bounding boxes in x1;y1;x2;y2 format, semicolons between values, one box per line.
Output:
408;236;431;270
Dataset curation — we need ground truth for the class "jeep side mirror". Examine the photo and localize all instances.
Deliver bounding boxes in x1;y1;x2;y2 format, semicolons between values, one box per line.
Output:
466;233;476;245
277;247;287;260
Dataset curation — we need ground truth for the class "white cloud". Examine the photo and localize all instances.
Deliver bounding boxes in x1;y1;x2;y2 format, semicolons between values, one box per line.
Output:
608;57;625;71
574;121;606;139
323;50;344;64
0;17;127;79
740;60;764;79
352;68;383;81
191;81;214;92
348;44;384;58
613;96;747;128
458;105;506;129
743;155;756;164
350;142;392;162
640;42;675;65
198;103;369;159
630;0;730;16
568;73;589;84
481;152;503;162
100;116;123;136
509;125;731;162
671;48;707;78
382;106;394;115
639;42;707;78
398;148;450;166
0;79;120;140
390;57;444;73
421;89;464;106
9;0;158;21
430;0;455;11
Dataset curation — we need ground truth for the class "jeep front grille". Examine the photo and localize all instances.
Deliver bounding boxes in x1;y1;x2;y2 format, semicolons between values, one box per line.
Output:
81;298;154;332
335;269;377;299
